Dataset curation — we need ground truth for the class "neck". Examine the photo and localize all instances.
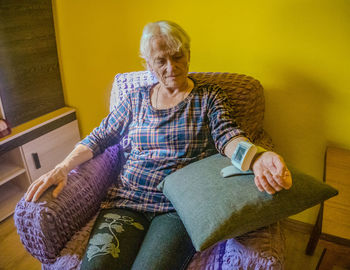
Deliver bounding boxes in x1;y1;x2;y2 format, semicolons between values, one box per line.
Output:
153;78;193;109
159;78;191;96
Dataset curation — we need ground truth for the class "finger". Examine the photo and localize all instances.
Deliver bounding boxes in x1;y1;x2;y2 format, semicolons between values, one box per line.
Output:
272;155;286;176
25;183;36;201
282;169;293;189
25;179;43;201
273;167;292;189
254;176;264;192
53;181;65;198
259;175;276;194
271;174;286;189
26;180;39;197
32;182;50;202
264;170;283;192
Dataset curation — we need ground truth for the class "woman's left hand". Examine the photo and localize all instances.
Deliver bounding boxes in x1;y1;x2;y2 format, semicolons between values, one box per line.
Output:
252;151;292;194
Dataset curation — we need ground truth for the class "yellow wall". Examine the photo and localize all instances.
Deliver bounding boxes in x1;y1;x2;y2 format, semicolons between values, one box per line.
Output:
52;0;350;224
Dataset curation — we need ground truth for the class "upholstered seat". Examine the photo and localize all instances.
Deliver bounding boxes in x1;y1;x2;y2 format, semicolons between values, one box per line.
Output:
14;71;285;269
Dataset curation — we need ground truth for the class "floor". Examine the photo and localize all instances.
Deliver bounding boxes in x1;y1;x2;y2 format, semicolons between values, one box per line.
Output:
0;216;347;270
284;227;323;269
0;215;41;270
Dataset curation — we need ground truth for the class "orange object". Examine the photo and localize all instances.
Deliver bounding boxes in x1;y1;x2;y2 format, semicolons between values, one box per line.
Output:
0;118;11;138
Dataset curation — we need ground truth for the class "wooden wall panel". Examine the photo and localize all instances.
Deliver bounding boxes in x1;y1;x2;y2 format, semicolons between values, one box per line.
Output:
0;0;65;127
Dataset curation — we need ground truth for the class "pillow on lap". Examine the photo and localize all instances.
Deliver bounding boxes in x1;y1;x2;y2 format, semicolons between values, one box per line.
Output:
157;154;338;251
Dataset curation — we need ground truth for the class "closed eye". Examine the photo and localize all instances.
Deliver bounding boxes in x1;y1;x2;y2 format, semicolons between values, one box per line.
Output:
155;58;166;66
173;54;184;60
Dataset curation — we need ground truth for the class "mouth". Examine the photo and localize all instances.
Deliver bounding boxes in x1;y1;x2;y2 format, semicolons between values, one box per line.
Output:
166;74;181;79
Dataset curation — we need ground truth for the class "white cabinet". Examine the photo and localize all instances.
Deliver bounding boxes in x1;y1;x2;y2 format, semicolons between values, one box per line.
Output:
22;120;80;182
0;147;29;221
0;109;80;221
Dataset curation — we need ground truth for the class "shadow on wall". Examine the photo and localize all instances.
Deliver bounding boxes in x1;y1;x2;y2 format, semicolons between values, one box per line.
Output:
263;67;334;175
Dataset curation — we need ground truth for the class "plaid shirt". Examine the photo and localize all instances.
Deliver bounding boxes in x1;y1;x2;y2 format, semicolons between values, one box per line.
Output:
80;79;243;213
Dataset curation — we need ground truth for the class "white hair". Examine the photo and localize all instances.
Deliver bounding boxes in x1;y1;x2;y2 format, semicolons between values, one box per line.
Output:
140;20;191;60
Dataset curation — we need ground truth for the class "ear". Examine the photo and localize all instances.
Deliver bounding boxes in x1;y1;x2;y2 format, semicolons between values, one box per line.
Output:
146;60;153;72
188;50;191;62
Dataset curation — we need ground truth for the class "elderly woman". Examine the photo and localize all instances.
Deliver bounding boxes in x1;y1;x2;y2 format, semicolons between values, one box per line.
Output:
25;21;292;270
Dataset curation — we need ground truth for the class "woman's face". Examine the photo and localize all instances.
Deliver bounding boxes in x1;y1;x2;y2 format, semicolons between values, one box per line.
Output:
147;37;190;90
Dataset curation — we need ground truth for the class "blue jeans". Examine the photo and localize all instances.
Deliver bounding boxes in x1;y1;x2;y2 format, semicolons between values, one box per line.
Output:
81;208;196;270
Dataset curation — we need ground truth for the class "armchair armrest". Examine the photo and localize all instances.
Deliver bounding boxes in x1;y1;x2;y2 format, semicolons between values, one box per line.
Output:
14;144;125;264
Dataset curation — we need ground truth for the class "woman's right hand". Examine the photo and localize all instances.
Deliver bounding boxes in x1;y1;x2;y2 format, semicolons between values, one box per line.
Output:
25;165;68;202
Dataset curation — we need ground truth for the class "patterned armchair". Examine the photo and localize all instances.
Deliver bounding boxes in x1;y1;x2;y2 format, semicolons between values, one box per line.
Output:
14;71;285;269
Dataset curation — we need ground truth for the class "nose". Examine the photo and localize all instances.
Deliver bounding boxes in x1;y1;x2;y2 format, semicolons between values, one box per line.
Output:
166;59;176;73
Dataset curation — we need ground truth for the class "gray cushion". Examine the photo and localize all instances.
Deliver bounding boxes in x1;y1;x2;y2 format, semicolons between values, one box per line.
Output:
157;154;338;251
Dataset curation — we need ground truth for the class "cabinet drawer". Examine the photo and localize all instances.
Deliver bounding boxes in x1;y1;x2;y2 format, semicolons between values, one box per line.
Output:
22;120;80;182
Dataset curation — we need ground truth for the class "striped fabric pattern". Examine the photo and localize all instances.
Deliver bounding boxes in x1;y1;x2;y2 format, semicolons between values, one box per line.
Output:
80;77;243;213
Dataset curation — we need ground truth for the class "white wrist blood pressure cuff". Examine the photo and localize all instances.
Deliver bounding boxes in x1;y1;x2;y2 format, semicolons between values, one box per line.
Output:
221;141;267;177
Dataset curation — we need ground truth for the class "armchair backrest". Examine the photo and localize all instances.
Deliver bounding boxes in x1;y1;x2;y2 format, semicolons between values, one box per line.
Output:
110;71;270;147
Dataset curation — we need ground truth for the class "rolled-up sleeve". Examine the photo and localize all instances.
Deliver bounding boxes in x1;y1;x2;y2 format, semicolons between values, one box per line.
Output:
79;93;133;157
207;87;245;155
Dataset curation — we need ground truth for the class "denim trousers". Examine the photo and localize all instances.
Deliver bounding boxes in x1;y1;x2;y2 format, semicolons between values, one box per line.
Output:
80;208;196;270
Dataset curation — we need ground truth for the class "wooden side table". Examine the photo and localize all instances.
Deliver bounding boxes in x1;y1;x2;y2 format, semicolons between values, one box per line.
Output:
306;146;350;269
